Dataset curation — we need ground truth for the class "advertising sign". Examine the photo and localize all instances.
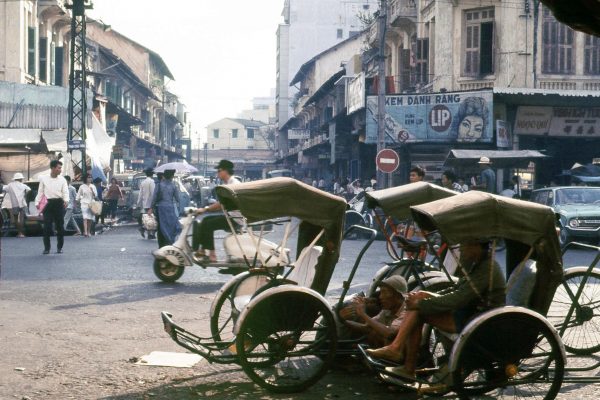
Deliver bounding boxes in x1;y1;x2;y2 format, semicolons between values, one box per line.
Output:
514;106;600;137
365;90;494;144
347;72;365;114
288;129;311;140
496;120;512;148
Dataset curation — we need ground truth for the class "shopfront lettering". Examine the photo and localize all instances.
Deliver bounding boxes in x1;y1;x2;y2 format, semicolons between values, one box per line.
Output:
434;94;461;104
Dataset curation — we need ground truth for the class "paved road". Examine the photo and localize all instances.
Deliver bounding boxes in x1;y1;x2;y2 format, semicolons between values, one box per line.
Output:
1;225;600;399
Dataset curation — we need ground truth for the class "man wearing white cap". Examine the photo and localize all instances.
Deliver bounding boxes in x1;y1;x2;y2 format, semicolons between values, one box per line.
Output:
474;156;496;194
2;172;31;237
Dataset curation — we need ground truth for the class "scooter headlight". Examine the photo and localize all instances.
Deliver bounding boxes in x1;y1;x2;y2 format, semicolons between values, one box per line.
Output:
568;219;580;228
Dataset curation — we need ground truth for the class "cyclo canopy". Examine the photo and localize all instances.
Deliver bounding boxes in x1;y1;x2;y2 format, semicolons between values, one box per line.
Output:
215;177;347;295
365;181;457;220
410;191;563;316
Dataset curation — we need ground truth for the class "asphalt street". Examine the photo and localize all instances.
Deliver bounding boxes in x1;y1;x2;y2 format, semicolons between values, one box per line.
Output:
1;224;600;399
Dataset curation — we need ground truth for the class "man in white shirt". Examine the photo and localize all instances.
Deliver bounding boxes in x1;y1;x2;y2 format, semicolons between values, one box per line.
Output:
137;168;156;239
192;159;241;262
35;160;69;254
2;172;31;238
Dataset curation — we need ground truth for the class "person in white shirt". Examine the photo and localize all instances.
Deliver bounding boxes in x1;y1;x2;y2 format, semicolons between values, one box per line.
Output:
192;159;241;263
35;160;69;254
63;175;82;235
76;175;98;237
137;168;156;239
2;172;31;238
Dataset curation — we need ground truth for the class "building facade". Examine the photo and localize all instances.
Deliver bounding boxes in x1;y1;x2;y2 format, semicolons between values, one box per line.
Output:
276;0;375;132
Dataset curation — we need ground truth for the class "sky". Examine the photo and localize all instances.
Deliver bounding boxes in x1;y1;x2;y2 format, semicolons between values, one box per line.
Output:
89;0;284;147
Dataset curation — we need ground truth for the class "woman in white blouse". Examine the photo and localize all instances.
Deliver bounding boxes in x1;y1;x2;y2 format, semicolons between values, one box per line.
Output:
76;175;97;237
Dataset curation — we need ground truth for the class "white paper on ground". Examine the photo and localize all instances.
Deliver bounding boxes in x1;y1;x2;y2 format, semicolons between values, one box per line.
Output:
135;351;203;368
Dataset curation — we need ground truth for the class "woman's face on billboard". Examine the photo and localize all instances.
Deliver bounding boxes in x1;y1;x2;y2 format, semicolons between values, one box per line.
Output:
458;115;484;141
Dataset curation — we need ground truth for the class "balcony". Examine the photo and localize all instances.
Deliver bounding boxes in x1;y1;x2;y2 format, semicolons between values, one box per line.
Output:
389;0;417;28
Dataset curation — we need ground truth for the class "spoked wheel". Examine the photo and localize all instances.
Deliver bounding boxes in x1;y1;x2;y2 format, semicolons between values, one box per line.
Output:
236;289;337;393
452;310;564;400
153;259;184;282
210;271;273;343
547;268;600;355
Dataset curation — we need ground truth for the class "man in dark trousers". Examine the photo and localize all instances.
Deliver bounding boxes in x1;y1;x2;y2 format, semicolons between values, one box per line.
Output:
35;160;69;254
192;160;240;263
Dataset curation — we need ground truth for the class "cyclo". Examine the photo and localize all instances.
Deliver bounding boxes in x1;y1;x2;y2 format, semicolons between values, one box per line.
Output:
362;190;571;398
161;177;379;393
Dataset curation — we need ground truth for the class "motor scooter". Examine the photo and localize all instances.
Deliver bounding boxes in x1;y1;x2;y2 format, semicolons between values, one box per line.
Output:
152;208;291;282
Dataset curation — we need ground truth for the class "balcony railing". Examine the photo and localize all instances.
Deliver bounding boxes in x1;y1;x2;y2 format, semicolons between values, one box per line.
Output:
389;0;417;28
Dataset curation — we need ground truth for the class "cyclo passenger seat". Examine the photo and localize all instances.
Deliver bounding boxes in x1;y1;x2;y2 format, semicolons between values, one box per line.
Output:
396;235;428;253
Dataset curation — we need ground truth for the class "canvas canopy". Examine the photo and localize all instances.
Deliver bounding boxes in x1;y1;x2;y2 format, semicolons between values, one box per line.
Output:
365;182;456;220
411;191;563;315
444;149;546;168
215;177;347;295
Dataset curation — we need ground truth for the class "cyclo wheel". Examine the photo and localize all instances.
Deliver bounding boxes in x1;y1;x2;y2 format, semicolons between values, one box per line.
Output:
452;309;564;400
153;259;184;283
210;270;273;343
236;287;337;393
547;267;600;355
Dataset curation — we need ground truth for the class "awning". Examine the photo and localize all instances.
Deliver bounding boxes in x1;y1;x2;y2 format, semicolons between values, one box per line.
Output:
0;128;47;153
444;149;547;168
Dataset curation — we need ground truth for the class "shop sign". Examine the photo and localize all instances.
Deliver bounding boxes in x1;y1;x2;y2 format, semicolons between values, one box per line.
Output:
496;120;512;148
365;90;494;144
112;145;123;158
136;147;146;158
288;129;310;140
514;106;600;137
347;72;365;114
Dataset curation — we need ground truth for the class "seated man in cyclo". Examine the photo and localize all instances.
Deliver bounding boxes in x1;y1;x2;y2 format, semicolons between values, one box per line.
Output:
339;276;408;348
366;239;506;381
192;159;240;263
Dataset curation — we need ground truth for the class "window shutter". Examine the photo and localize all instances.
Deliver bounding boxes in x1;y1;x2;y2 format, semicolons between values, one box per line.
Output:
28;27;36;76
480;21;494;74
39;37;48;82
54;46;63;86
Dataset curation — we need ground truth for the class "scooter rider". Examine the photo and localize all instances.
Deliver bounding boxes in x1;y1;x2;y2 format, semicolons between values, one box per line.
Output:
192;159;241;263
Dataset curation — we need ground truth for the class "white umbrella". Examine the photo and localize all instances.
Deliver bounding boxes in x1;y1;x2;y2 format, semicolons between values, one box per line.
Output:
154;162;198;173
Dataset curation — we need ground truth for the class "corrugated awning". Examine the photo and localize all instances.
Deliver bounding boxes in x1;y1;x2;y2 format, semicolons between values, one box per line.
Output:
444;149;547;168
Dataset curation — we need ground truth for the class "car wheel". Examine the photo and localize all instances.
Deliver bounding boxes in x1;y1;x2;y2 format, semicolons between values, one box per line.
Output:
559;226;570;248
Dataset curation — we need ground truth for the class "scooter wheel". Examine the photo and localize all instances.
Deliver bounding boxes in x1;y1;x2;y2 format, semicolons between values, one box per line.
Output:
153;259;184;282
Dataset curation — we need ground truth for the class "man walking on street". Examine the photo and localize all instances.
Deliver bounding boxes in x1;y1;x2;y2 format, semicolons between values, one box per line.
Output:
473;156;496;194
35;160;69;254
137;168;156;239
2;172;31;238
63;176;82;236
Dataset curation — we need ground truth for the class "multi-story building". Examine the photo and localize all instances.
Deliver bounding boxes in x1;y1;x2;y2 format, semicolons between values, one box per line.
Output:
276;0;375;134
277;0;600;189
237;90;276;124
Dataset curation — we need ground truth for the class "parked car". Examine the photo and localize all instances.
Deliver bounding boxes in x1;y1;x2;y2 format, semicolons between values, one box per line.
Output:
530;186;600;246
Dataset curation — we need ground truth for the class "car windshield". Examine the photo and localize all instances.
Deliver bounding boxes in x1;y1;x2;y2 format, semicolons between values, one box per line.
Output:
555;188;600;205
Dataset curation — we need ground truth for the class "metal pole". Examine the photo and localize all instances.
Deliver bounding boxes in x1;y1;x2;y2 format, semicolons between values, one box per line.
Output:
532;0;539;89
27;147;31;180
161;88;165;162
376;0;388;188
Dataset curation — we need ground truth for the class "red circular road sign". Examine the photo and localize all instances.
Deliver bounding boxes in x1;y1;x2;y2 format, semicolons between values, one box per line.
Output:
376;149;400;173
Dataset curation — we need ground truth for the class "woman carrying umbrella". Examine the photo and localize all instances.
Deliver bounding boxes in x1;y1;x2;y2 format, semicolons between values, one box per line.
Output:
149;169;181;247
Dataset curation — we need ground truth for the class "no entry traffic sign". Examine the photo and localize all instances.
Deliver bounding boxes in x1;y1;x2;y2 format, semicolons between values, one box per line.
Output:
376;149;399;173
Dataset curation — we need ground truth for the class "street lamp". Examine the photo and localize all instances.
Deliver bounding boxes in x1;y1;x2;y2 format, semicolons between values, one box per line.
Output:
24;145;31;180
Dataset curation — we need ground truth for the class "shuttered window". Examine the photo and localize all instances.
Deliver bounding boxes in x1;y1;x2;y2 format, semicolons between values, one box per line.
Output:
27;27;36;76
39;37;48;82
415;38;429;85
54;46;63;86
463;8;495;76
542;7;574;74
584;34;600;75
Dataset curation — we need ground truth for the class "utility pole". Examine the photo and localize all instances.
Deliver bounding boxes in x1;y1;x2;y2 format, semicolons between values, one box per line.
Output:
160;87;166;163
66;0;92;180
376;0;388;188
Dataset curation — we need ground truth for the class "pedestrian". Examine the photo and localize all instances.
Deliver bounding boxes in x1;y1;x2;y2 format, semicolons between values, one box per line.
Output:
93;177;106;225
104;177;124;223
409;165;425;183
149;169;180;248
512;175;521;198
441;170;464;193
77;175;97;237
35;160;69;254
473;156;496;194
192;159;241;262
499;181;517;198
63;176;82;236
458;178;469;192
137;167;156;239
2;172;31;238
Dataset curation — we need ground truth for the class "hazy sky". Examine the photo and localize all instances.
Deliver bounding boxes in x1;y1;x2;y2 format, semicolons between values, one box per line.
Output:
89;0;283;147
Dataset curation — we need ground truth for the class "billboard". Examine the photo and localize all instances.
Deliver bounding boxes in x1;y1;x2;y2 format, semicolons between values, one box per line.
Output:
365;90;494;144
514;106;600;137
347;72;365;114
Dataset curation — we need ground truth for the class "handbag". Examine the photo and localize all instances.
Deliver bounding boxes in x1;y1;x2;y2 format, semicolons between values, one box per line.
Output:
142;213;157;230
89;199;103;216
37;194;48;213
